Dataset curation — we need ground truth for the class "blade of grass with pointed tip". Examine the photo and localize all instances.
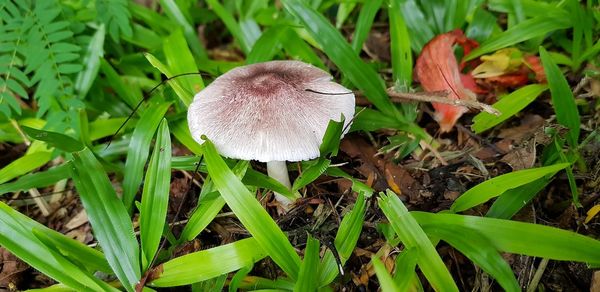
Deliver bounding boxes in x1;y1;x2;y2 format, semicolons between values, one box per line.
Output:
163;29;204;106
0;151;52;184
281;0;400;120
150;238;267;287
389;0;412;86
378;190;458;291
539;47;581;147
203;139;301;279
486;178;551;219
466;16;571;61
292;158;330;192
0;202;112;291
412;212;600;265
393;248;419;291
425;226;519;291
122;101;171;211
319;192;367;286
71;148;141;291
144;53;191;105
351;0;382;54
169;119;202;155
0;164;69;195
294;236;320;292
372;257;400;292
22;126;84;152
140;119;171;270
472;84;548;133
242;169;295;198
450;163;569;213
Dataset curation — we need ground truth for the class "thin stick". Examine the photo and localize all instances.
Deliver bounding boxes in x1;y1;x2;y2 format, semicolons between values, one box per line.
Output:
385;88;501;116
526;258;549;292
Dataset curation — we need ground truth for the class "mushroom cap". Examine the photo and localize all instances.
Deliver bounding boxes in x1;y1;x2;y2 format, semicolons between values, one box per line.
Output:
187;60;355;162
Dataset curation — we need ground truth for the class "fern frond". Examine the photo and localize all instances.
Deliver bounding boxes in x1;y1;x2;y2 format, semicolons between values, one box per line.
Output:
96;0;132;42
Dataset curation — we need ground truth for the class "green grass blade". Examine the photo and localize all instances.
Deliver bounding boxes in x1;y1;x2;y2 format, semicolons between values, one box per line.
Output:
179;191;224;242
372;257;400;292
412;212;600;265
425;226;519;292
169;119;202;155
351;0;382;53
472;84;548;133
486;178;550;219
158;0;207;62
319;192;367;286
292;158;330;192
144;53;192;105
247;25;285;64
122;101;171;211
150;238;267;287
398;0;434;52
393;248;419;291
163;29;204;106
242;169;295;198
0;202;108;291
450;163;569;213
205;0;252;54
389;0;412;86
71;148;141;291
466;16;571;61
281;29;325;69
203;139;301;279
0;150;52;184
539;47;581;147
0;164;69;195
75;24;105;99
22;126;84;152
281;0;400;120
294;236;320;292
140;119;171;270
378;190;458;291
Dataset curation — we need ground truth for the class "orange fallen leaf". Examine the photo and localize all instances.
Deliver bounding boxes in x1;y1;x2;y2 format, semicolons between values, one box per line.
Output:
415;30;477;132
585;204;600;224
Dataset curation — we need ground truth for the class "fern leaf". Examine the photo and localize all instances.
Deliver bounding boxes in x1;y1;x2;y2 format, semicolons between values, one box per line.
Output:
96;0;132;42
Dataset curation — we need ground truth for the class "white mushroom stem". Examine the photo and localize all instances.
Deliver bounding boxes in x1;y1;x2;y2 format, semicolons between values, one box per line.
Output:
267;160;294;210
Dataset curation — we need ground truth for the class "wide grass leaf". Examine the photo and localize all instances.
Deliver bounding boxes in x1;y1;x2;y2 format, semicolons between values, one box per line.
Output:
0;202;111;291
140;119;171;270
472;84;548;133
281;0;400;120
150;238;266;287
540;47;581;147
122;101;171;211
486;178;550;219
0;164;69;195
294;236;320;292
412;212;600;265
203;139;301;279
351;0;382;54
466;16;571;60
22;126;84;152
378;190;458;291
71;148;141;291
372;257;399;292
75;24;105;99
0;150;52;184
163;29;204;106
450;163;569;213
389;0;413;85
292;158;330;192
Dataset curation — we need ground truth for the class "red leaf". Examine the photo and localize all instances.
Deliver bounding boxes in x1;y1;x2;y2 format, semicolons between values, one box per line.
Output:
415;29;477;132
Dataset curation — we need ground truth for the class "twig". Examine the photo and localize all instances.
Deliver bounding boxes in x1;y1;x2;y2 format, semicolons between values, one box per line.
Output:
385;88;501;116
28;188;51;216
10;119;30;146
526;258;549;292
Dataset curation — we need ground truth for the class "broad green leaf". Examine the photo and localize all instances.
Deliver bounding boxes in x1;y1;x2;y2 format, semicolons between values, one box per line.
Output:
71;148;141;291
466;16;571;60
472;84;548;133
150;238;267;286
75;24;105;99
22;126;84;152
378;190;458;291
412;212;600;265
540;47;581;147
294;236;320;292
140;119;171;270
0;202;107;291
0;164;69;195
0;150;52;184
163;29;204;106
319;192;367;286
424;226;519;291
372;257;399;292
122;101;171;211
292;158;330;192
202;139;301;279
451;163;569;213
281;0;401;120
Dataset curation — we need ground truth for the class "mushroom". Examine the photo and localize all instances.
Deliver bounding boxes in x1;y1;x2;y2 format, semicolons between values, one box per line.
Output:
187;60;355;210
